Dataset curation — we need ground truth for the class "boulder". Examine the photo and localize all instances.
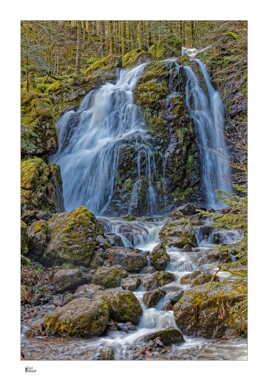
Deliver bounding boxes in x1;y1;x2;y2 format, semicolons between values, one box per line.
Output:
121;277;141;291
92;265;128;288
173;279;247;338
27;220;49;260
43;297;109;337
104;233;124;247
53;268;90;292
42;207;103;266
21;157;63;216
143;328;185;345
143;288;166;308
106;290;142;325
104;247;147;273
142;271;175;290
159;220;197;248
149;242;170;270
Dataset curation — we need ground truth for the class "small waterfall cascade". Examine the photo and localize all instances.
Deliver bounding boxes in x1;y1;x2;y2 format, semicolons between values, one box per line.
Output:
50;63;158;216
184;58;232;209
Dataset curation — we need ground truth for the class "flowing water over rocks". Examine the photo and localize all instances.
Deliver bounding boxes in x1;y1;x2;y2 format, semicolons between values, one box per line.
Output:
22;59;246;360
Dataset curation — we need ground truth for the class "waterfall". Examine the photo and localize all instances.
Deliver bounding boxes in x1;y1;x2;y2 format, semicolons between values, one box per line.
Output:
50;63;158;216
184;58;232;209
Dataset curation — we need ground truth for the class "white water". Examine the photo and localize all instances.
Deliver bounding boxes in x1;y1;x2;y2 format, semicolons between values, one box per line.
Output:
50;63;158;215
184;59;232;209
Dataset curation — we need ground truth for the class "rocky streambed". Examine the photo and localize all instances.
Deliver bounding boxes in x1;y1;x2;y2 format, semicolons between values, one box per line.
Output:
21;203;247;360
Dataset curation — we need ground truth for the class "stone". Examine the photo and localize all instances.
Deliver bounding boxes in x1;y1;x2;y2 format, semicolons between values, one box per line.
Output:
173;279;247;338
106;290;142;325
142;271;175;290
92;265;128;288
104;247;147;273
180;270;202;285
53;268;90;292
143;328;185;345
160;219;197;248
121;277;141;291
149;242;170;270
42;207;103;266
27;220;49;260
74;284;104;298
21;220;28;255
21;157;63;216
43;297;110;337
143;288;166;308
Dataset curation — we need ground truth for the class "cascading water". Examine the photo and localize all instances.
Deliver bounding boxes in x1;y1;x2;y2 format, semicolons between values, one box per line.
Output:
50;63;158;216
184;58;232;209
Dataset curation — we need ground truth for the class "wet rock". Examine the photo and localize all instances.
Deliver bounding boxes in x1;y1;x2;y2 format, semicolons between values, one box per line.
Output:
149;242;170;270
117;322;136;332
121;277;141;291
143;328;185;345
43;297;110;337
53;268;90;292
104;233;124;247
106;290;142;325
42;207;103;266
142;271;175;290
92;265;128;288
21;157;63;216
159;220;197;248
173;279;247;338
143;288;166;308
104;247;147;273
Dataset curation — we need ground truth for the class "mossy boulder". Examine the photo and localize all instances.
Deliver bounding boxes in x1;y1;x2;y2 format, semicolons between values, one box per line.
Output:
143;288;166;308
27;220;49;260
42;207;103;266
142;271;175;290
21;220;28;255
159;219;197;248
92;265;128;288
104;247;147;273
173;279;247;338
149;242;170;270
43;297;110;337
143;328;184;345
107;290;142;324
21;157;63;216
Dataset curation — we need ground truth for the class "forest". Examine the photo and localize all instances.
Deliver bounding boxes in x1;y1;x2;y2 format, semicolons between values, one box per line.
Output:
21;20;247;361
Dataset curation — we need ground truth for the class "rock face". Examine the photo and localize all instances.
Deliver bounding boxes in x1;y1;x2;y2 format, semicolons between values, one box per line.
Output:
92;265;128;288
143;328;185;345
107;290;142;324
42;207;103;266
143;288;166;308
21;157;63;217
149;242;170;270
173;280;247;338
104;247;147;273
142;271;175;290
43;297;110;337
53;268;90;292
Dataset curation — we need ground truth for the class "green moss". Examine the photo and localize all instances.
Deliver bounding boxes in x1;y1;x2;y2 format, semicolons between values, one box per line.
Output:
122;48;147;68
134;80;168;107
124;178;133;192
